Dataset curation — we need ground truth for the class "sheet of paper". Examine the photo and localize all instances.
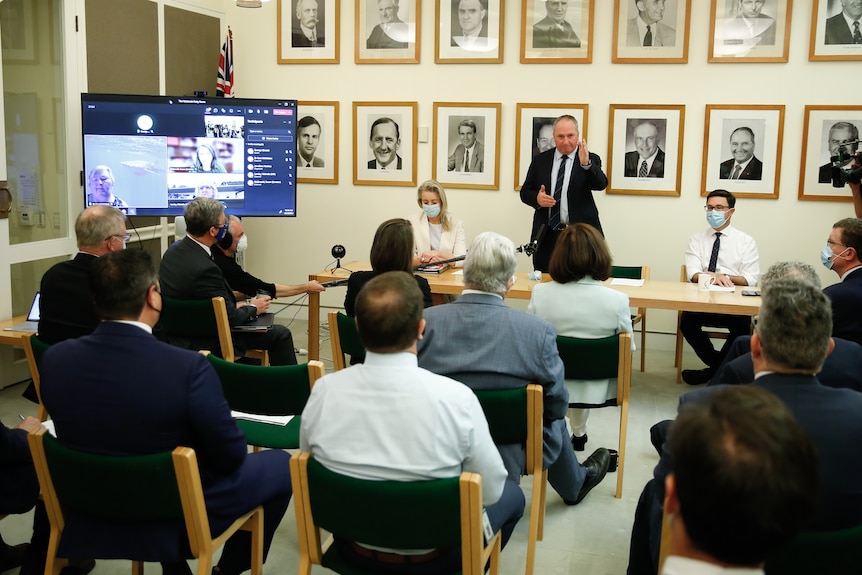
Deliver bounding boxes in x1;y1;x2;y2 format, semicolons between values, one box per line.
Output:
709;285;736;292
43;420;57;437
610;278;645;287
231;411;293;426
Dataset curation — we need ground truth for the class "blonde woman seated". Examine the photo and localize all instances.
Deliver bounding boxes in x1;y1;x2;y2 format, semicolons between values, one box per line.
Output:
408;180;466;267
528;224;634;452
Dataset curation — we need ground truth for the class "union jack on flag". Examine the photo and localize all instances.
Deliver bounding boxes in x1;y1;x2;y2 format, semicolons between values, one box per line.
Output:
217;28;234;97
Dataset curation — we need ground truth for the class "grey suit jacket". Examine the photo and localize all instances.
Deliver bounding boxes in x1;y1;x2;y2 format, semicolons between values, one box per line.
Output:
417;293;567;478
448;142;484;172
626;17;676;47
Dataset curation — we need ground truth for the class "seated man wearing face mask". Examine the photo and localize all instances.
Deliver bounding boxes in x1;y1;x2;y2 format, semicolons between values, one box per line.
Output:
213;215;326;299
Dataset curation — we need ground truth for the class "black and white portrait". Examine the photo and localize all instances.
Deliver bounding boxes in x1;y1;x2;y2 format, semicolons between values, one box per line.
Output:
623;119;667;178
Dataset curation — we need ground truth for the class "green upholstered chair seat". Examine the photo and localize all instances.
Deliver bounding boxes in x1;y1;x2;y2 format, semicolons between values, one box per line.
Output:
235;417;302;450
764;524;862;574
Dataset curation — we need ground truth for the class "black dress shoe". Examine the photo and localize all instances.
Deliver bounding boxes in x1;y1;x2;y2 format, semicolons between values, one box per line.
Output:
682;368;714;385
0;543;28;572
570;433;588;452
566;448;610;505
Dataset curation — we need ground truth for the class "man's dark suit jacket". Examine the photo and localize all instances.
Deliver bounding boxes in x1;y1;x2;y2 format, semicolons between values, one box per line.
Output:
212;248;276;299
38;252;100;344
532;17;581;48
712;335;862;392
823;267;862;346
40;322;292;564
291;28;324;47
820;161;834;184
367;155;403;169
719;156;763;180
0;422;39;515
623;149;665;178
366;23;407;49
825;13;856;44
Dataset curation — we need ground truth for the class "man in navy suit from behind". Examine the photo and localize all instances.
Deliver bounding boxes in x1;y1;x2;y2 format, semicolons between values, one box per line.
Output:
40;250;292;575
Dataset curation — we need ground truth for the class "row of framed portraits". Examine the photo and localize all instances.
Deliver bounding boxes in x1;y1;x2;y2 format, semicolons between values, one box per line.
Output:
298;101;862;203
278;0;862;65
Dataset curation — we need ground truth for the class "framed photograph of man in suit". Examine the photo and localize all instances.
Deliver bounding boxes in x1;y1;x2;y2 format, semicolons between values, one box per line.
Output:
612;0;691;63
702;105;785;199
353;101;417;187
514;103;587;191
607;104;684;197
799;106;862;202
435;0;504;63
355;0;420;63
433;102;500;190
520;0;593;63
709;0;792;62
810;0;862;61
297;101;338;184
277;0;339;63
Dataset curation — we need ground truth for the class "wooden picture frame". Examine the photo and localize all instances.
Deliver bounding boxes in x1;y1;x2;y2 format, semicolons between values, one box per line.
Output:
709;0;792;62
297;101;339;184
435;0;505;63
353;101;418;187
612;0;691;63
355;0;420;63
520;0;594;63
606;104;685;197
433;102;501;190
809;0;862;61
701;104;785;199
799;105;862;202
514;104;588;191
0;0;37;63
277;0;339;64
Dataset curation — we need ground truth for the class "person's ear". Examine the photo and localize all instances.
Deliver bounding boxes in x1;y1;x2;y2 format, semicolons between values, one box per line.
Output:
750;332;763;359
664;474;679;517
417;317;426;341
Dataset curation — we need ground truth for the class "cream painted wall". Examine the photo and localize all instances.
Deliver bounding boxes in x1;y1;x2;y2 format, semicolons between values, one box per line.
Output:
225;0;857;333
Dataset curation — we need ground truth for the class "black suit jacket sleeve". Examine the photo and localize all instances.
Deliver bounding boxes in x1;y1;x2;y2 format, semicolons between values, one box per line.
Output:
38;253;101;344
212;248;277;298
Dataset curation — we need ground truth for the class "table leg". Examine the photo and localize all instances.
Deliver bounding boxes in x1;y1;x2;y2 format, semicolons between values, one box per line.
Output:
308;290;320;361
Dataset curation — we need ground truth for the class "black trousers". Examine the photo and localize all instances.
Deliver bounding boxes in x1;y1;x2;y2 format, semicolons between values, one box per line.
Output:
234;324;296;365
679;312;751;371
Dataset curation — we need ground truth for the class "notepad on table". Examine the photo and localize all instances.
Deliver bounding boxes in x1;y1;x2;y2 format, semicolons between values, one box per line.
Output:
610;278;645;287
230;411;294;426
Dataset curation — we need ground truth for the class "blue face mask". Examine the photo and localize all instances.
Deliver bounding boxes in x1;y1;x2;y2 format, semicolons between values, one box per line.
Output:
706;210;726;229
422;204;441;219
821;243;848;269
215;220;229;242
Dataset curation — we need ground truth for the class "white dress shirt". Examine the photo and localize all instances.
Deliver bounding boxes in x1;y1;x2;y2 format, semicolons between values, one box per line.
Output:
684;224;760;287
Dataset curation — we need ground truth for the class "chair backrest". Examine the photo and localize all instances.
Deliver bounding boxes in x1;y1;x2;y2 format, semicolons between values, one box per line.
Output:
556;334;623;381
764;525;862;574
328;311;366;370
611;265;650;281
159;296;234;361
23;333;51;421
473;384;543;475
204;352;323;416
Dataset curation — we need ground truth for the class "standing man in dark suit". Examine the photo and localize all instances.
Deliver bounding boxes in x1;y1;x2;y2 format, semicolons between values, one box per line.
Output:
825;0;862;44
718;126;763;180
822;217;862;346
623;121;665;178
41;249;292;575
159;198;298;365
38;205;127;344
519;114;608;272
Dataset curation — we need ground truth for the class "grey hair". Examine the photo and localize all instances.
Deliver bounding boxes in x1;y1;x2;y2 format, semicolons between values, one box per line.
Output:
758;279;832;372
463;232;518;294
184;197;225;236
761;261;821;289
75;205;126;249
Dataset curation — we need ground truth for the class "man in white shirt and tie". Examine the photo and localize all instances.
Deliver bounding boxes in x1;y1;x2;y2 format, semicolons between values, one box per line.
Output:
680;189;760;385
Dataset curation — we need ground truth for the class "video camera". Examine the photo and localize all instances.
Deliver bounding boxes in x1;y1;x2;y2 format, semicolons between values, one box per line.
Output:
831;139;862;188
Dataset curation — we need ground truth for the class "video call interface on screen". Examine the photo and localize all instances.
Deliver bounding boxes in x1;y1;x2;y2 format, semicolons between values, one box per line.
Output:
82;94;298;217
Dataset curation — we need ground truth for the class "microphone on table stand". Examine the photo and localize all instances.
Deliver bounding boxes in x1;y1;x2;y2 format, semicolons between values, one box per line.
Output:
516;223;546;257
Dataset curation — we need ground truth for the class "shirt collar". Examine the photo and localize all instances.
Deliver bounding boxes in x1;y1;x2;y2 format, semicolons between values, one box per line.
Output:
189;235;212;257
364;350;418;367
462;289;504;300
108;320;153;334
840;264;862;281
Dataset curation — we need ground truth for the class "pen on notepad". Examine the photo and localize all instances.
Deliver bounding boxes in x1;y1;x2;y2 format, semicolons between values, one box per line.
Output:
19;414;25;421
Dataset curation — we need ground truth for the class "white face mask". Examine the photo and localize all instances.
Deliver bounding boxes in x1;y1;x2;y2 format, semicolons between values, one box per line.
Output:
237;234;248;253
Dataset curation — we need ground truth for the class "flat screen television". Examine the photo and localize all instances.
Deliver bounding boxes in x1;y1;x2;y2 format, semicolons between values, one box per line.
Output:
81;93;298;217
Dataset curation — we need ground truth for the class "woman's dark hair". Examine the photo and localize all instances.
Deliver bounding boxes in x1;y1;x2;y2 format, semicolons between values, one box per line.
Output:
548;223;612;283
370;218;414;273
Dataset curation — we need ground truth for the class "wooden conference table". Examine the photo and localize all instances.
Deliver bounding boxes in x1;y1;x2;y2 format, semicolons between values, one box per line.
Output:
306;261;761;361
0;316;33;346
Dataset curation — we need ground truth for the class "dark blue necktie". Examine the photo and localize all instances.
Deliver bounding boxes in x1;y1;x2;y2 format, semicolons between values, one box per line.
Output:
549;155;568;230
707;232;721;272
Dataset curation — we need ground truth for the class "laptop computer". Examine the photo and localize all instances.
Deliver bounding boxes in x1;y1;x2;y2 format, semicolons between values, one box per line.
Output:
4;292;41;332
231;312;275;333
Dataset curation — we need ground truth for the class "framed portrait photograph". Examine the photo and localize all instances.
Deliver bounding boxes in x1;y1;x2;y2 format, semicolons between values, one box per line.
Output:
612;0;691;63
435;0;505;63
799;106;862;201
355;0;420;63
0;0;37;63
297;101;339;184
701;105;785;199
606;104;685;197
520;0;594;63
277;0;339;64
809;0;862;61
708;0;792;62
433;102;501;190
513;104;588;191
353;101;417;187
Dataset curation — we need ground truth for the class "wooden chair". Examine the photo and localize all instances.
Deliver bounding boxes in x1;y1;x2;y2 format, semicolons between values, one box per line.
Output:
202;351;324;451
22;332;51;421
160;296;268;365
555;332;632;498
764;524;862;574
611;265;650;372
675;265;730;383
328;311;366;371
473;384;544;575
290;451;500;575
28;427;264;575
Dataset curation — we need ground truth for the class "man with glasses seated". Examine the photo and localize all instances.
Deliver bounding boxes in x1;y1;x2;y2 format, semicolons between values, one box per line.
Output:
680;189;759;384
821;217;862;346
38;205;128;344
